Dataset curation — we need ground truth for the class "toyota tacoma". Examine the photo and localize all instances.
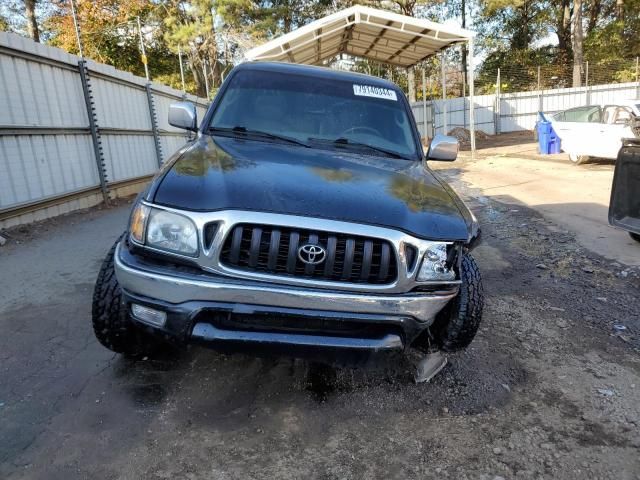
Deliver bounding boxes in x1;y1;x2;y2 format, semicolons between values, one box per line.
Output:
92;62;483;364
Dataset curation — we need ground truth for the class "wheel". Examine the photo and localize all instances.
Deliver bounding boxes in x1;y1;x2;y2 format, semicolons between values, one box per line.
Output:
421;253;484;352
92;235;159;356
630;232;640;243
569;153;590;165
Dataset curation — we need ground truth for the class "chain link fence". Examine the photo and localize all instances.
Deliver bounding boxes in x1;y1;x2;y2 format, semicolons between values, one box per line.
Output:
475;58;640;94
409;58;640;140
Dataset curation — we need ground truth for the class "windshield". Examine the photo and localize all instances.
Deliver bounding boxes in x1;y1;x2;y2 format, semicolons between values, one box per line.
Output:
553;106;602;123
209;69;419;159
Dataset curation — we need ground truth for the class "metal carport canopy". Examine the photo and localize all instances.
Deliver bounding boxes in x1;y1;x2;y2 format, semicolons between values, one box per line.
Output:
244;5;477;154
243;5;474;68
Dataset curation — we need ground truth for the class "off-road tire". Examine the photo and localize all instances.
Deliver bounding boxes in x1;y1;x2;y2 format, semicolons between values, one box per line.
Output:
569;153;590;165
630;232;640;243
92;235;158;356
430;253;484;352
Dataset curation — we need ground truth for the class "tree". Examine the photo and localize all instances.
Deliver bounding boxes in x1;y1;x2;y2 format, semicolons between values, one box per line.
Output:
215;0;333;38
474;0;552;89
24;0;39;41
0;0;48;39
586;0;601;34
47;0;181;85
572;0;584;86
0;13;10;31
477;0;549;51
555;0;572;65
583;0;640;72
161;0;223;96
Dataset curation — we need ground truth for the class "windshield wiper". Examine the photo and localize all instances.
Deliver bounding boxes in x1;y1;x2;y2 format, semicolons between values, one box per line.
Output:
210;126;310;148
308;137;409;160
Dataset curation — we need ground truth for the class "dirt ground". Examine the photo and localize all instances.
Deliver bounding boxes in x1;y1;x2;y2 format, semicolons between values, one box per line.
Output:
1;136;639;479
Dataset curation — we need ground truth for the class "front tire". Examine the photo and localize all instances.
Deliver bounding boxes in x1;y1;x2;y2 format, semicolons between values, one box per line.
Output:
630;232;640;243
92;236;159;356
430;253;484;352
569;153;590;165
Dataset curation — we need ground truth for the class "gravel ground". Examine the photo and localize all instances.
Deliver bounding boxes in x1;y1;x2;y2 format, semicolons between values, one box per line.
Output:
0;163;639;479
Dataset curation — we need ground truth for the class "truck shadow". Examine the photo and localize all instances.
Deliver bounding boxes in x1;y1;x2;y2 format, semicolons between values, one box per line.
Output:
110;336;526;424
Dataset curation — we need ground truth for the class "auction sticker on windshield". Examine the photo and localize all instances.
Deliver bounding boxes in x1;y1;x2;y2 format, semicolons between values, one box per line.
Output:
353;84;398;101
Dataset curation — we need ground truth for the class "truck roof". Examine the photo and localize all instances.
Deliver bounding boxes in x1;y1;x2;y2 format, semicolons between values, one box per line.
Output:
235;61;401;91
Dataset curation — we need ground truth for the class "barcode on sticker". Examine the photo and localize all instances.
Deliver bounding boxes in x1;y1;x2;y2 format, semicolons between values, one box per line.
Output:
353;84;398;101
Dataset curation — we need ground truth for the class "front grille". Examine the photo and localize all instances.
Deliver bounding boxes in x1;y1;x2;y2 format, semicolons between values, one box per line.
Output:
219;223;398;284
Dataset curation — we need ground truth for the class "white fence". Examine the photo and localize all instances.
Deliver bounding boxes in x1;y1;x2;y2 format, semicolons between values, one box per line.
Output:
411;80;640;138
0;32;208;227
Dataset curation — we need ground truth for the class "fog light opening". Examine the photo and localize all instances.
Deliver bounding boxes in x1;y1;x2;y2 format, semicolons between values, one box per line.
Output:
131;304;167;327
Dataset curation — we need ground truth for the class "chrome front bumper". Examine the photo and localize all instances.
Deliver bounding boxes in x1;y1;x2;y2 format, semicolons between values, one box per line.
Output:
114;243;458;354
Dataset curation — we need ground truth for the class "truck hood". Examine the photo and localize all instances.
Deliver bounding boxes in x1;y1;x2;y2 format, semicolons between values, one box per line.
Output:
151;136;471;241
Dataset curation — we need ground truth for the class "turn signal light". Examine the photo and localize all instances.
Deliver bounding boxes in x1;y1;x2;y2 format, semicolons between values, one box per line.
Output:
131;304;167;327
130;204;149;244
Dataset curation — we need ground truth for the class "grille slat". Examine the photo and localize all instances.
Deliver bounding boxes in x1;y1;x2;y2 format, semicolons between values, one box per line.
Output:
287;232;299;274
220;224;397;285
379;243;390;281
361;240;373;280
342;238;355;280
229;226;243;263
324;236;337;277
267;229;280;271
248;228;262;267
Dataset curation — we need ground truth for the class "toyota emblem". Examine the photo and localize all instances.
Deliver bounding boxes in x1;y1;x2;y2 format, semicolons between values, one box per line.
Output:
297;244;326;265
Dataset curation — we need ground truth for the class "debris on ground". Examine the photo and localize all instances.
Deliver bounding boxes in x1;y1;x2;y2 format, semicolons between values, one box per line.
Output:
447;127;490;143
413;350;448;383
0;235;6;246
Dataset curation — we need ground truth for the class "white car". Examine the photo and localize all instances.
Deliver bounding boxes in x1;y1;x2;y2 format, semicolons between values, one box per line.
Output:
547;99;640;164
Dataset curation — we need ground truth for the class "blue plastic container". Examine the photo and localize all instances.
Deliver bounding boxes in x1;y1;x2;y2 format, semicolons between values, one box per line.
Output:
538;121;552;135
539;134;551;154
537;112;561;154
538;131;550;154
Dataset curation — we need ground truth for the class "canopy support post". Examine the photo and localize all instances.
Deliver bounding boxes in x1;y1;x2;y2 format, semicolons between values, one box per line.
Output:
468;37;476;157
422;68;427;141
441;53;447;135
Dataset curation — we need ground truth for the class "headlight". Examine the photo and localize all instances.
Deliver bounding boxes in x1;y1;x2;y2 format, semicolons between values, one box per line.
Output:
416;243;456;281
146;208;198;256
130;205;198;256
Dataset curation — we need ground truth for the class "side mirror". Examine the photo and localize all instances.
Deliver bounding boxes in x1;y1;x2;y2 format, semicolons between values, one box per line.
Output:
169;102;197;131
426;134;459;161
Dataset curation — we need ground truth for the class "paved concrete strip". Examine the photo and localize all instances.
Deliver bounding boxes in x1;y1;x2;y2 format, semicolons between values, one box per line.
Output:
441;147;639;266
